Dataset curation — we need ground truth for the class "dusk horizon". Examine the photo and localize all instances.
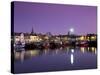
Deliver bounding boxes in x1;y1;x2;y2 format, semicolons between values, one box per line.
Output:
14;2;97;35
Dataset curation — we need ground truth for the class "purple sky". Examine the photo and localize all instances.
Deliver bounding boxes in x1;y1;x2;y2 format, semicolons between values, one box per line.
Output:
14;1;97;35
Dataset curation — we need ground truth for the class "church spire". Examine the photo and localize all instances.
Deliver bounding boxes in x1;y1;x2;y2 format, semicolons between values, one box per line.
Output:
31;27;34;34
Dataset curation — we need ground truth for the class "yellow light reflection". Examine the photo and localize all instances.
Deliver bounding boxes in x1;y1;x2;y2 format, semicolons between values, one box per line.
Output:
91;47;97;54
15;52;20;59
30;50;39;56
91;47;95;52
95;49;97;54
21;51;25;63
88;47;90;51
80;47;85;53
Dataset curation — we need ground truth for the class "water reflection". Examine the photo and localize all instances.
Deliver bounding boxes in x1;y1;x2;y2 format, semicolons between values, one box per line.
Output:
14;49;40;62
14;50;25;63
87;47;97;54
14;47;97;62
71;49;74;53
14;47;97;73
71;54;74;64
80;47;85;53
70;49;74;64
91;47;97;54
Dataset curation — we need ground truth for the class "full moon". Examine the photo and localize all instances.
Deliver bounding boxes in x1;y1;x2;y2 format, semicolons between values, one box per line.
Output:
70;28;74;33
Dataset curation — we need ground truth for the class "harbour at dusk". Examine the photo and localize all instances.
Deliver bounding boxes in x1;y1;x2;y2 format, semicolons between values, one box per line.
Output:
11;1;97;73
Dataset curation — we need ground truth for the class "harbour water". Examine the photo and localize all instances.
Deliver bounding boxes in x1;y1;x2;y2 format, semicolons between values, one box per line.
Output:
14;47;97;73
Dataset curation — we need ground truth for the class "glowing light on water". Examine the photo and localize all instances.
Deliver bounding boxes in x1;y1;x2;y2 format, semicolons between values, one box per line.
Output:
80;47;85;53
71;54;74;64
91;47;97;54
71;49;74;53
88;47;90;51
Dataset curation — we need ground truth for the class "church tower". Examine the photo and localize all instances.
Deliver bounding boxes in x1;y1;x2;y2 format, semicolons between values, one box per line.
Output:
31;27;34;34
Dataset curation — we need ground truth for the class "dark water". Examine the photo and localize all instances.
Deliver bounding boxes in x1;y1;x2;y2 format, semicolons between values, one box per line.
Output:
14;47;97;73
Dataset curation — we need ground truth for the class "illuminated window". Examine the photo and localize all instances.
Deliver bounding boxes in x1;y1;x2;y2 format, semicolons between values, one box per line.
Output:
91;36;96;40
80;36;84;40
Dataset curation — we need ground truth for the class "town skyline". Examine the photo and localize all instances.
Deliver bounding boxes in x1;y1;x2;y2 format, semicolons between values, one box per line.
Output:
14;27;97;36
